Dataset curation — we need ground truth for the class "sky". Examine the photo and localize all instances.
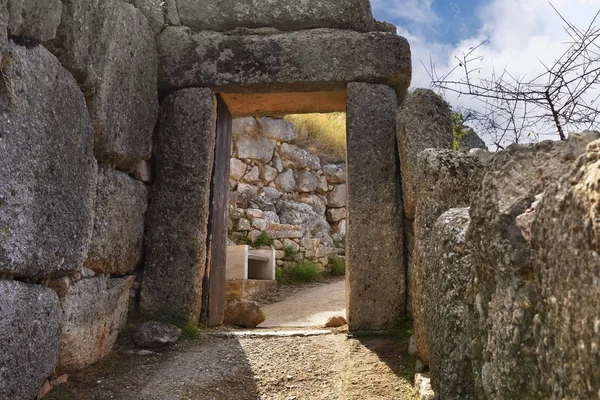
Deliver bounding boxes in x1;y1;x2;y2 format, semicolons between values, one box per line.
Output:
370;0;600;146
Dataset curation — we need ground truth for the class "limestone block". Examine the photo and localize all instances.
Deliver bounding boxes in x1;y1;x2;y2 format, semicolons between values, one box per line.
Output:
346;83;404;330
327;184;347;208
141;88;216;322
276;200;331;238
157;27;411;96
279;143;321;171
262;165;278;183
232;117;259;138
242;165;261;183
57;277;129;372
396;89;454;220
0;281;61;400
466;132;599;399
0;42;96;278
531;137;600;399
323;164;346;184
260;117;298;141
236;136;276;163
230;158;247;182
7;0;62;42
295;170;319;192
326;208;346;222
297;193;327;215
49;0;158;172
275;169;296;193
410;150;484;364
176;0;375;32
223;301;265;328
84;166;148;276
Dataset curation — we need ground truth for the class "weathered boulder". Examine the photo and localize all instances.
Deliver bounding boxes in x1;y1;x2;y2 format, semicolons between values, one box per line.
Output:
85;166;147;275
419;208;475;400
262;165;278;183
7;0;62;42
242;165;261;184
396;89;454;220
326;208;346;222
275;169;296;193
295;170;319;192
457;126;488;151
57;277;129;372
260;117;298;142
531;137;600;399
323;164;346;184
141;88;216;322
223;301;266;328
279;143;322;171
297;193;327;215
232;117;259;138
157;27;411;96
276;200;331;238
325;315;347;328
410;149;484;364
0;281;61;400
176;0;375;32
466;132;600;399
49;0;158;172
328;184;347;208
124;0;165;34
133;321;182;348
230;158;247;182
346;83;404;330
0;42;96;278
236;136;276;163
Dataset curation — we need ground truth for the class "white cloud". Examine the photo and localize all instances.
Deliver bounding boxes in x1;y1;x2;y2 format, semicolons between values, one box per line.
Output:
402;0;600;147
372;0;439;25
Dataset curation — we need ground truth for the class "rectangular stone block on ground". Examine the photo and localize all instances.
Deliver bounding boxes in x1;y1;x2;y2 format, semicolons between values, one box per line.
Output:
0;281;61;400
84;166;148;276
57;277;129;372
141;88;217;322
0;41;96;278
345;82;404;330
157;27;411;98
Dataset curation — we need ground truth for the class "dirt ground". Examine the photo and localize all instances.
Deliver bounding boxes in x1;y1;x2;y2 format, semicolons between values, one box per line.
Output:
47;279;417;400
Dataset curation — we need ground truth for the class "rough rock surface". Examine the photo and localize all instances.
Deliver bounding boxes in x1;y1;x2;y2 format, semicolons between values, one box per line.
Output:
457;126;488;151
158;27;411;96
276;200;331;238
58;278;129;372
259;117;298;142
531;137;600;399
0;281;61;400
236;136;276;163
346;83;404;330
141;88;216;322
133;321;182;348
49;0;158;172
85;166;147;275
176;0;375;32
466;132;600;399
7;0;62;42
223;301;266;328
410;150;484;364
396;89;454;220
0;42;96;278
421;208;475;400
124;0;165;34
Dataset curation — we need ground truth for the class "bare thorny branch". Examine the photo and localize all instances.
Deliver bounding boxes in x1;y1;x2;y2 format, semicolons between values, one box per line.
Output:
425;3;600;150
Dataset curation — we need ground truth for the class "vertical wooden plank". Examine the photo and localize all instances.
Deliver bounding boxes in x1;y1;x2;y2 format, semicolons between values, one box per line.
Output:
204;95;232;326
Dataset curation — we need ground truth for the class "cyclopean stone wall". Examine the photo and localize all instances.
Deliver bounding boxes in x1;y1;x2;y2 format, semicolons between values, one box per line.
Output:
228;117;347;269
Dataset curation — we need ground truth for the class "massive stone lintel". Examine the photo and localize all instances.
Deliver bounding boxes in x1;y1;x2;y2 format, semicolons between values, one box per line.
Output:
157;27;412;101
0;42;96;278
176;0;375;32
346;82;404;331
141;88;217;322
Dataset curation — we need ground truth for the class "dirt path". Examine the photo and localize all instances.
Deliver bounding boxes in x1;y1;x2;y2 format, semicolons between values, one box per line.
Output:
260;279;346;327
47;331;417;400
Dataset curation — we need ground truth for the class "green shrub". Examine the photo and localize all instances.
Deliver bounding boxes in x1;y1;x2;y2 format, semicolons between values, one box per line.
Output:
252;231;273;247
139;308;203;340
276;261;321;284
283;245;298;261
326;256;346;276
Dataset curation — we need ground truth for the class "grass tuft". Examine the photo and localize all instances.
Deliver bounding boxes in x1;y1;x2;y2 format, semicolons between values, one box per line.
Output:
325;256;346;277
276;261;321;285
285;113;346;163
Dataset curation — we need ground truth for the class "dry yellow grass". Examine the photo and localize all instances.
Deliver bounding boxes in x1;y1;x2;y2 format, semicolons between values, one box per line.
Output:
285;112;346;163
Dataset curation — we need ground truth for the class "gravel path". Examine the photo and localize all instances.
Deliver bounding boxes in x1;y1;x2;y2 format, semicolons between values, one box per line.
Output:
260;279;346;327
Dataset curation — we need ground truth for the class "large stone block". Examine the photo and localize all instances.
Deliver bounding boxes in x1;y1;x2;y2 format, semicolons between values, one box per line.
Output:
157;27;411;97
176;0;374;32
346;83;404;330
420;208;475;400
466;132;599;399
84;166;148;276
0;281;61;400
124;0;165;34
396;89;454;220
7;0;62;42
141;88;217;322
57;277;129;372
49;0;158;172
531;137;600;399
0;42;96;278
410;149;484;364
